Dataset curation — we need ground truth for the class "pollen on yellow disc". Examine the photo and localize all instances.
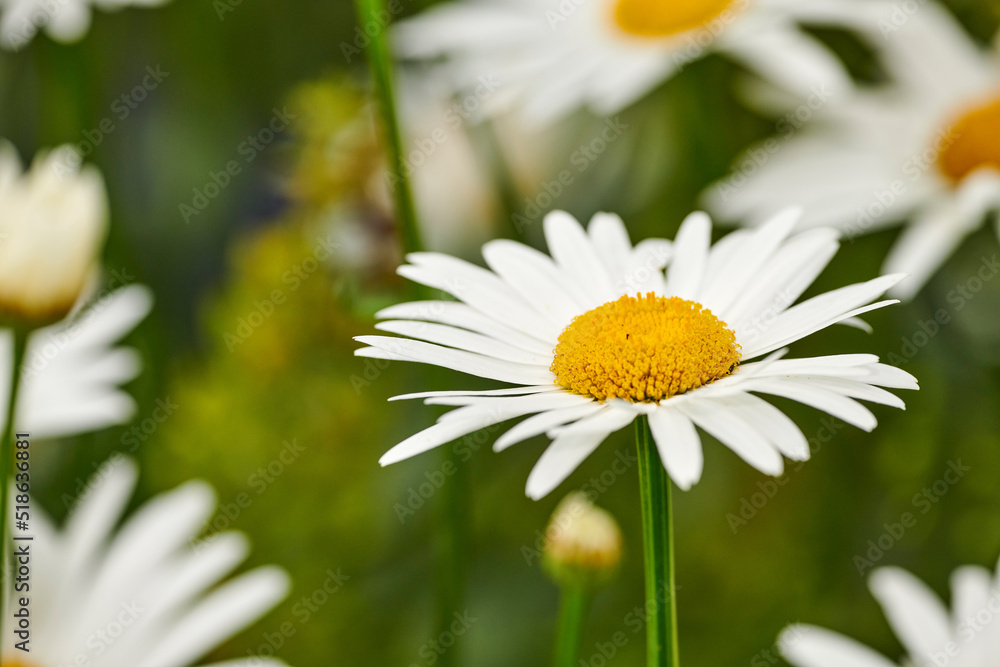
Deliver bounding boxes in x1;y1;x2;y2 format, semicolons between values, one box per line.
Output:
614;0;740;39
937;94;1000;185
551;293;740;402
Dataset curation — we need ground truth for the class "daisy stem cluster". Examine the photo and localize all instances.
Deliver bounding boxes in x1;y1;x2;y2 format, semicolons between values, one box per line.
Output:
636;416;680;667
0;328;28;666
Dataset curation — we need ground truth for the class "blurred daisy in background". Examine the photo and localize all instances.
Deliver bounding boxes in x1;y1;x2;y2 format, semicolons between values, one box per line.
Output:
782;559;1000;667
392;0;869;125
0;141;152;437
8;283;153;436
356;208;917;499
0;143;107;328
0;0;170;50
704;2;1000;300
2;456;291;667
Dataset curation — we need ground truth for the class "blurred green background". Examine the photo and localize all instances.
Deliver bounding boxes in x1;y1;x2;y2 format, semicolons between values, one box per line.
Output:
5;0;1000;664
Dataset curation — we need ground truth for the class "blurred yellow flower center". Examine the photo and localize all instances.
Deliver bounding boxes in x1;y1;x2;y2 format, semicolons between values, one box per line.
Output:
614;0;740;38
937;94;1000;185
551;293;740;402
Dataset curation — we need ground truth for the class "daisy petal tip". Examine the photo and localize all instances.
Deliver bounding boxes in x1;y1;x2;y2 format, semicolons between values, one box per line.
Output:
525;486;545;501
682;210;713;230
766;206;805;230
378;451;403;467
672;475;696;492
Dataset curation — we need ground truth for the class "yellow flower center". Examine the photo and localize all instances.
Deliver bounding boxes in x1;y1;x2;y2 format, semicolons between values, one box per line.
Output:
937;93;1000;185
614;0;741;38
551;293;740;402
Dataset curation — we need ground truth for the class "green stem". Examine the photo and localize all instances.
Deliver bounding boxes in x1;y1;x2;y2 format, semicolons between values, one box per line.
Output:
553;584;591;667
636;416;680;667
351;3;468;664
0;329;29;667
353;0;424;257
467;119;524;240
433;444;468;667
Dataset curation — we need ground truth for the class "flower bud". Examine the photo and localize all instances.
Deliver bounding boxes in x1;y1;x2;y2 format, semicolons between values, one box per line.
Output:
0;142;108;328
543;492;623;589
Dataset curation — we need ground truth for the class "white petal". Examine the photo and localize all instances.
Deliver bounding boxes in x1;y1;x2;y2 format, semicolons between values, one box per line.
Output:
675;397;784;475
587;212;633;279
482;239;590;324
648;407;704;490
869;567;952;664
137;567;290;667
883;191;989;300
741;376;878;431
617;237;672;296
780;624;898;667
381;392;584;464
664;211;712;301
543;210;616;308
699;208;800;315
525;407;635;500
726;228;840;334
375;320;551;365
390;386;558;402
375;301;554;355
741;273;904;359
494;402;604;452
720;392;810;461
355;336;554;385
400;252;561;341
720;18;853;98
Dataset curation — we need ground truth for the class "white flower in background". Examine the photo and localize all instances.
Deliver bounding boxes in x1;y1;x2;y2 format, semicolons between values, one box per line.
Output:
0;0;169;50
0;142;106;325
3;456;291;667
4;283;153;437
782;559;1000;667
392;0;865;125
543;492;623;587
380;74;502;254
356;209;917;499
704;3;1000;300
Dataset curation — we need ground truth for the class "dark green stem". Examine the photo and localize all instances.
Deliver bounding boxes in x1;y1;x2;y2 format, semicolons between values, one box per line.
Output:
433;443;468;667
353;0;424;256
636;416;680;667
0;329;28;667
553;584;591;667
351;2;469;664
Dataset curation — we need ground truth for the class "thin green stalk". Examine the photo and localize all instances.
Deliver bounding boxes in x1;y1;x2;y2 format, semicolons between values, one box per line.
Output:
353;0;424;256
467;119;524;240
351;3;465;664
433;444;468;665
0;329;29;667
553;584;591;667
636;416;680;667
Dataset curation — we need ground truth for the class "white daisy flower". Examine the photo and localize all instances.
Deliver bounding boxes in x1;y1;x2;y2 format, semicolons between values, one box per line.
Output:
6;283;153;438
355;209;917;499
781;559;1000;667
3;455;291;667
704;3;1000;300
392;0;864;125
0;0;169;50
